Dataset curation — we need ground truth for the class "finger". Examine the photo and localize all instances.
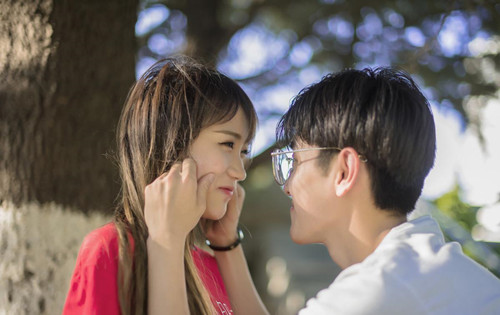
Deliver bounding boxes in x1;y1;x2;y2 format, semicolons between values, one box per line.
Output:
149;172;169;187
157;171;170;180
169;162;182;174
196;172;215;208
236;184;245;200
162;163;182;181
230;184;245;205
227;184;245;216
182;158;197;181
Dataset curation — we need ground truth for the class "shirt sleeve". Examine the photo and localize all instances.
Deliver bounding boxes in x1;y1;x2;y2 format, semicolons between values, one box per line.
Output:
62;226;121;315
298;267;427;315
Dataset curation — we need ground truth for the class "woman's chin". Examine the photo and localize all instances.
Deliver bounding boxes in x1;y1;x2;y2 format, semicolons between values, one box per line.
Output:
202;206;227;220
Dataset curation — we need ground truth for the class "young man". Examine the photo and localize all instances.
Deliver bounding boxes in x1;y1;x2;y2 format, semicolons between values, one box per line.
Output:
272;67;500;314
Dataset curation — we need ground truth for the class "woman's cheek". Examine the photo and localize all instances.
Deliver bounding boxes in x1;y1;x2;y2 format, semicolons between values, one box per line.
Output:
193;158;209;179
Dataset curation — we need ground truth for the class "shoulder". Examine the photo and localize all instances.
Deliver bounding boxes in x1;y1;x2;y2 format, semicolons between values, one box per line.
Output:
336;263;424;309
300;234;432;315
300;263;425;315
63;223;122;314
82;222;119;245
77;223;121;267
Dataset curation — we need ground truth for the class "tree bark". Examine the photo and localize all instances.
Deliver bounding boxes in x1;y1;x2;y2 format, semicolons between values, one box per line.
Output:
168;0;235;66
0;0;137;313
0;0;137;213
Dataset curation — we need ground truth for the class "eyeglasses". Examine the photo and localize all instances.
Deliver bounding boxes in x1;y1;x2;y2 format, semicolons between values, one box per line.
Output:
270;147;368;186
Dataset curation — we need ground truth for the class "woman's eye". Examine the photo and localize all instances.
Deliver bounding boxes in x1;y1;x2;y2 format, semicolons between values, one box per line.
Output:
220;142;234;149
220;142;250;156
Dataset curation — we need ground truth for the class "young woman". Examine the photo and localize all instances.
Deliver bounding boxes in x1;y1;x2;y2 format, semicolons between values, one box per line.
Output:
63;57;268;315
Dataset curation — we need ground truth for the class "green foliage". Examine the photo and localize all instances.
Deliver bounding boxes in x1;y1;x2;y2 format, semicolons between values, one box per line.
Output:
434;184;479;231
433;184;500;277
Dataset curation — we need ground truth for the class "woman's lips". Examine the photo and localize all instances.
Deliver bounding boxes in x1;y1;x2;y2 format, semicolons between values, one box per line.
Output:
219;187;234;196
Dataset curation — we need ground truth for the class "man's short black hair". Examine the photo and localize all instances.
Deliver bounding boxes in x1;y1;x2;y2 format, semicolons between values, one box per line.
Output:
276;67;436;216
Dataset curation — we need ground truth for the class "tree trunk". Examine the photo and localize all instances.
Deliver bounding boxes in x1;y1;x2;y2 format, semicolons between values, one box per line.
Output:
168;0;235;66
0;0;137;313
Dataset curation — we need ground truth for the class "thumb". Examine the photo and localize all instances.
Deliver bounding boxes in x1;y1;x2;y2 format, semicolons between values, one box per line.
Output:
197;173;215;207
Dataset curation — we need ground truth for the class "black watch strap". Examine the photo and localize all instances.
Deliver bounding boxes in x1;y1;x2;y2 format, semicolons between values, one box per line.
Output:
205;227;244;251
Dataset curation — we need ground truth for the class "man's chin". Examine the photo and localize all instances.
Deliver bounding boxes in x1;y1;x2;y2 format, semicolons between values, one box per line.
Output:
289;226;309;245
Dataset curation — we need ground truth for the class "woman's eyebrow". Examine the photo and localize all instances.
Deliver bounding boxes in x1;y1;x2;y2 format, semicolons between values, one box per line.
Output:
214;130;242;140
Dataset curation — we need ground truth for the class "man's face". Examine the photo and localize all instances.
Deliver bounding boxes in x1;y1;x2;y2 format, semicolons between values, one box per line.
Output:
283;142;341;244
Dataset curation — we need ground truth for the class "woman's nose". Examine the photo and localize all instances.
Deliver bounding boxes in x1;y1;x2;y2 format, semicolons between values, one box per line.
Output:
228;157;247;181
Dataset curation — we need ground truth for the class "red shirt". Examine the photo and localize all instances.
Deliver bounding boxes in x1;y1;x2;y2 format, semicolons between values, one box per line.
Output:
63;223;232;314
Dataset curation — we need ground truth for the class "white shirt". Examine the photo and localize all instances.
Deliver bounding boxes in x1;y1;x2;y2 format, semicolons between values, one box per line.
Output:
299;216;500;315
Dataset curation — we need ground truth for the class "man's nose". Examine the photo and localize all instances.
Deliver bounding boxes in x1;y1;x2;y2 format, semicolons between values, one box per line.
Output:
283;177;291;196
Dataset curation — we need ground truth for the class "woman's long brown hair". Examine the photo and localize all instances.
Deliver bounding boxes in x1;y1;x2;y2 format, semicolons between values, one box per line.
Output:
113;56;257;314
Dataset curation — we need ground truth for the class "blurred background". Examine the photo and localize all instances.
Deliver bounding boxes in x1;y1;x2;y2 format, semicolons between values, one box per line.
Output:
1;0;499;314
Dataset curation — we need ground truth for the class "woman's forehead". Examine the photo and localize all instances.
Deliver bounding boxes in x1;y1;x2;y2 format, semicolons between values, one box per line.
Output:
206;109;250;140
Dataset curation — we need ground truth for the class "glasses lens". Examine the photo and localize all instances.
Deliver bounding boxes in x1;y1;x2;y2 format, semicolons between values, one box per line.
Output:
272;150;293;185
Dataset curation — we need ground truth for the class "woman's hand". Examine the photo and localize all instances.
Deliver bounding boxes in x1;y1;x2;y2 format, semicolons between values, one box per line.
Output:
202;184;245;247
144;158;215;248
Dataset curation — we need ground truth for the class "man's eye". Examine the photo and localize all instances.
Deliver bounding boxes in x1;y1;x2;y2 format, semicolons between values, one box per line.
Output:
221;142;234;149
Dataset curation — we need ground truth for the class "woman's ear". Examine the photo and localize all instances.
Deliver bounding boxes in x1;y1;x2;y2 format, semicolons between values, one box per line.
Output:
334;148;361;197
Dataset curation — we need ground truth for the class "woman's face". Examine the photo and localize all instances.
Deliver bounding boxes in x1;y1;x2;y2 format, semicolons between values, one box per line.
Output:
190;108;251;220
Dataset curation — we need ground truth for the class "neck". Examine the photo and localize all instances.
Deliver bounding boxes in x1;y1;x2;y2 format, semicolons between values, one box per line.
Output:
324;205;406;269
